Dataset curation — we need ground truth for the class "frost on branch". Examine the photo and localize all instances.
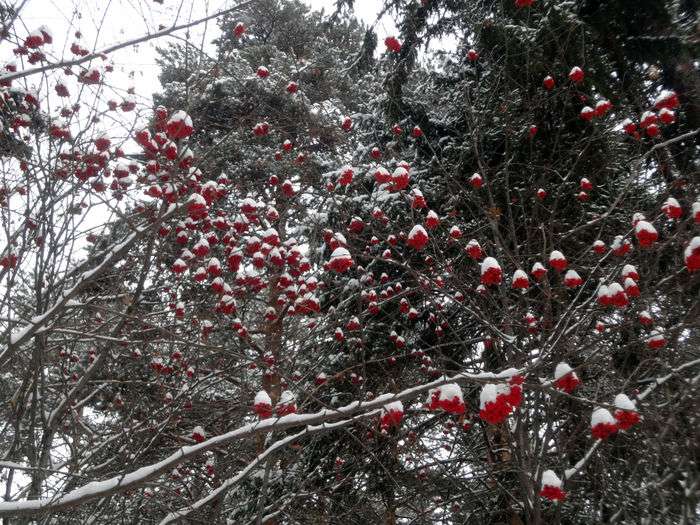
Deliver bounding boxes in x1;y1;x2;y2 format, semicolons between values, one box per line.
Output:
0;0;697;523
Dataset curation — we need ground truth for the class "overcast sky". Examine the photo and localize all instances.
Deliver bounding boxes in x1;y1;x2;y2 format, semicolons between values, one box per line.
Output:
6;0;395;111
0;0;402;253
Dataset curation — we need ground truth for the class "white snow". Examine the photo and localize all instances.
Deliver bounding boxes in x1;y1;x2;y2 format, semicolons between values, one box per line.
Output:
608;282;624;296
427;382;463;405
554;362;573;380
613;393;636;411
541;469;562;488
622;264;638;279
393;166;409;178
330;247;351;259
479;383;498;408
531;262;545;273
686;236;700;256
591;408;615;426
513;269;528;281
664;196;680;208
383;400;403;413
623;277;637;289
168;110;192;126
438;383;462;400
564;270;581;282
188;193;206;206
254;390;272;406
279;391;296;404
549;250;565;262
481;256;500;273
635;220;657;236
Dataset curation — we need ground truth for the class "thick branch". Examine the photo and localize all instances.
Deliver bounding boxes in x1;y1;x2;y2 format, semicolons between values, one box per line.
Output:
0;367;515;517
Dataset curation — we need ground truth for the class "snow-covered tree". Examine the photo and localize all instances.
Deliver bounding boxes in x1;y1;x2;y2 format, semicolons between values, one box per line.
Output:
0;0;697;523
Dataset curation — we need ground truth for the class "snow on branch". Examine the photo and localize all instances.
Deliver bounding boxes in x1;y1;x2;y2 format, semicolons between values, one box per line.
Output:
0;1;255;84
0;203;181;371
159;410;380;524
638;357;700;401
0;368;517;517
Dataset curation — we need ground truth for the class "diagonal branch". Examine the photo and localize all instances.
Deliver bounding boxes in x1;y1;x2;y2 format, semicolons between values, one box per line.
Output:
0;367;516;517
0;0;254;84
0;203;181;372
159;411;380;524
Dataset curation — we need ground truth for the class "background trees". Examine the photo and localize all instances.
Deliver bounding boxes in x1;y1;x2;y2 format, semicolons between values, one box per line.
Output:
0;0;697;523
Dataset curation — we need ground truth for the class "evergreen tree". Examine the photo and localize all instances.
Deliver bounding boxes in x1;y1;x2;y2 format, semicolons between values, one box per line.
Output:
0;1;697;524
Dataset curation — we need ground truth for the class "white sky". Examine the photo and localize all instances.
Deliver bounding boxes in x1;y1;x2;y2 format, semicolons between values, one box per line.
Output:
0;0;401;258
6;0;395;109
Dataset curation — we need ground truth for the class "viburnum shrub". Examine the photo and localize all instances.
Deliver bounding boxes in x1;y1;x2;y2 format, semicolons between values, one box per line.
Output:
0;1;697;524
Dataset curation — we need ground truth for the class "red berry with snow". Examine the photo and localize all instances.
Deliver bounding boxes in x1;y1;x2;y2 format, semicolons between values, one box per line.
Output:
391;166;410;191
540;470;566;502
646;329;666;349
426;383;466;415
531;262;547;280
634;220;658;247
466;239;483;260
654;89;679;110
191;426;206;443
380;400;404;428
661;197;682;220
276;391;297;417
580;106;595;121
469;173;483;189
548;250;567;271
511;269;529;290
613;394;640;431
328;247;353;273
591;408;618;439
407;225;429;250
233;22;246;37
254;390;273;419
554;363;580;393
685;237;700;272
568;66;584;83
563;270;583;288
166;110;194;140
480;257;502;286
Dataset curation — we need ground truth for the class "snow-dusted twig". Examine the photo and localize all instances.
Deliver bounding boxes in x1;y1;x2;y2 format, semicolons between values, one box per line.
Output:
0;203;181;371
159;410;380;524
637;358;700;401
0;366;517;517
0;1;254;84
564;440;601;480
